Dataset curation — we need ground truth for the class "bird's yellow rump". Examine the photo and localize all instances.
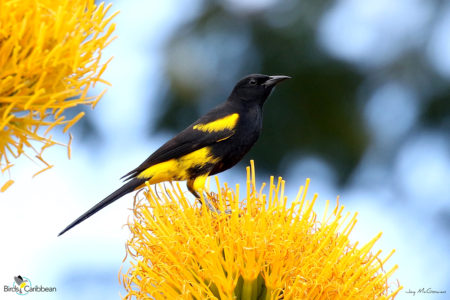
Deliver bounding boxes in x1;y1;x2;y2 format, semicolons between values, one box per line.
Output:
137;147;219;183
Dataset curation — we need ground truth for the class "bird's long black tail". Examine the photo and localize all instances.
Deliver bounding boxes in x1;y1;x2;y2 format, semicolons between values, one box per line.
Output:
58;178;145;236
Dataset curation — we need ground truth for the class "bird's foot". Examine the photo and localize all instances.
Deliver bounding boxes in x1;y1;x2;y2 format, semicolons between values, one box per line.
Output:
201;191;232;215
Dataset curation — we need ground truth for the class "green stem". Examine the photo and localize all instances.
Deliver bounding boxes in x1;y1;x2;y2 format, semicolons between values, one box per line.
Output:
242;278;258;300
263;287;272;300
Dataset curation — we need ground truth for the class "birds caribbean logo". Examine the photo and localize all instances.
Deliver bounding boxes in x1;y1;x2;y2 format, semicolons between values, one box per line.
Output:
58;74;290;236
13;275;30;295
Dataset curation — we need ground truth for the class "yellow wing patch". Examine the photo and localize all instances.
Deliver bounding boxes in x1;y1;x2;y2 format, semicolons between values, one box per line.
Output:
193;113;239;133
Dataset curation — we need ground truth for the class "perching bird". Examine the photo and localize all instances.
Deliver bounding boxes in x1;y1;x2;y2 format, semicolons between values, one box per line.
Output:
58;74;290;236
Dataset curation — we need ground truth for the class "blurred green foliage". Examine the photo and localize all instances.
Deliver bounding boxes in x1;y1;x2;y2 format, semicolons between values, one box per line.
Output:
70;0;450;186
151;0;450;184
155;1;368;183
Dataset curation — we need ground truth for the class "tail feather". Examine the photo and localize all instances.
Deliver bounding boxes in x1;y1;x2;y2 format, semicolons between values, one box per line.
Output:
58;178;145;236
120;167;140;181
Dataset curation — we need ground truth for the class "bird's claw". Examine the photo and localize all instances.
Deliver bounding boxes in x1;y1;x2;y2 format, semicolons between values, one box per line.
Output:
199;191;232;215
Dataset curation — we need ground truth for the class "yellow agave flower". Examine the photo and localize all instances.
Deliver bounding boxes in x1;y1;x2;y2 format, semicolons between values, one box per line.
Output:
121;161;402;299
0;0;117;191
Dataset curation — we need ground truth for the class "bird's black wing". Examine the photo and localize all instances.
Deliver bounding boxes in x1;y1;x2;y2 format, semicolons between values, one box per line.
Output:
59;103;238;236
121;102;239;181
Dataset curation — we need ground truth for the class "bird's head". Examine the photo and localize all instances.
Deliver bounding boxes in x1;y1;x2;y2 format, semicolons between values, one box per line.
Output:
229;74;291;106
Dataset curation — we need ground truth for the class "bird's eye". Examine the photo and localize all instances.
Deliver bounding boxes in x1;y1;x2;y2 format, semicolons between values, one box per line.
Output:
249;79;257;85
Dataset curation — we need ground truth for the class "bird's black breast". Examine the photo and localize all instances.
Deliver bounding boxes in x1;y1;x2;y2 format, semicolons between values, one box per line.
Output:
209;104;263;175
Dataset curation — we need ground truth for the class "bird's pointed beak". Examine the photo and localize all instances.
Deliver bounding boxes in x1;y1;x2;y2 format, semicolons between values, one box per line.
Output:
264;75;291;87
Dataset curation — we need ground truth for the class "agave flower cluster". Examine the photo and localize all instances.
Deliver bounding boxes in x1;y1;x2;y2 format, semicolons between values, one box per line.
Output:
0;0;117;191
121;161;401;299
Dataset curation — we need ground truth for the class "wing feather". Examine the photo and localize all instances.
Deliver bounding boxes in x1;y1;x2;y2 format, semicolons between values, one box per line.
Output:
121;103;238;181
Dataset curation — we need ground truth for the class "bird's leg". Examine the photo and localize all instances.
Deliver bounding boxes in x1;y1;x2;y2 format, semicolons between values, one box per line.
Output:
204;190;232;215
187;177;221;214
186;178;234;215
201;191;221;214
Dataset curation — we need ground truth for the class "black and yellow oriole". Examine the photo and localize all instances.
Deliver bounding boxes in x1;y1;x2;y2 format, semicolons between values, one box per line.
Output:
58;74;290;236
